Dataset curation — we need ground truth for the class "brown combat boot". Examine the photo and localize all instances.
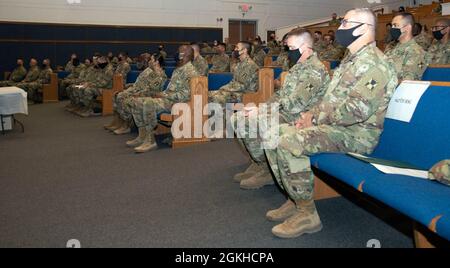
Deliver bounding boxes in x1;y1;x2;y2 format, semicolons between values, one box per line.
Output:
134;132;158;153
126;127;147;148
104;113;121;131
240;167;274;190
114;120;131;135
233;162;263;183
266;199;297;222
271;200;322;239
78;107;94;118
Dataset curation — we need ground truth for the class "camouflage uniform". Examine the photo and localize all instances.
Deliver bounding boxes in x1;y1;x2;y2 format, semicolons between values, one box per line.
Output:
192;55;209;76
116;67;167;122
209;57;259;105
429;160;450;186
115;61;131;84
17;67;52;101
66;65;95;105
252;48;267;68
313;40;328;54
130;62;198;132
210;54;230;73
264;44;398;202
275;50;290;71
65;61;74;73
385;38;427;81
267;40;281;55
79;66;114;109
233;53;330;166
414;32;433;51
329;19;341;26
427;41;450;64
319;44;344;61
0;65;27;87
159;50;168;59
59;64;86;98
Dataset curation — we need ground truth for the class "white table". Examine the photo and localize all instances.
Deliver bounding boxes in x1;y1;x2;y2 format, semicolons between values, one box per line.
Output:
0;87;28;133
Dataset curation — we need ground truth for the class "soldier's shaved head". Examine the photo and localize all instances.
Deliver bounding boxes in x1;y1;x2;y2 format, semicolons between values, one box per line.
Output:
287;28;314;48
178;45;194;66
237;41;252;56
393;12;415;28
346;8;377;34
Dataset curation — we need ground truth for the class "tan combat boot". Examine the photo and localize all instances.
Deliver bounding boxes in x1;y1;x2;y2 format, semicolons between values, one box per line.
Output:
79;108;94;118
104;113;121;131
271;200;322;239
134;132;158;153
240;167;274;190
70;104;83;113
126;127;147;148
233;162;263;183
266;199;297;222
114;120;131;135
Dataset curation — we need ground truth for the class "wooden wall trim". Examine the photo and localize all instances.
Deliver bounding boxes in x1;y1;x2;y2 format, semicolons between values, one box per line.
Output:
0;20;222;30
0;39;191;45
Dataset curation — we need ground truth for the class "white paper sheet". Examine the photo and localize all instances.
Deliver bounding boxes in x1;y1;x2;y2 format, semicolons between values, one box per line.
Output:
371;164;429;179
385;81;430;123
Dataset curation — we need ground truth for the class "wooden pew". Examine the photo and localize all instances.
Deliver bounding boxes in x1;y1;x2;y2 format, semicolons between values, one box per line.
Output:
264;56;273;67
242;68;275;105
97;74;124;116
159;76;210;149
42;73;59;103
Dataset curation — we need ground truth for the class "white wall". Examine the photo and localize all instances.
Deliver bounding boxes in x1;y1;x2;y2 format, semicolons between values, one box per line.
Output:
0;0;409;41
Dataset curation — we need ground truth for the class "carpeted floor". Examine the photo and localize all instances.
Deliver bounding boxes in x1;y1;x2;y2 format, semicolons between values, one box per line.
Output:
0;102;414;248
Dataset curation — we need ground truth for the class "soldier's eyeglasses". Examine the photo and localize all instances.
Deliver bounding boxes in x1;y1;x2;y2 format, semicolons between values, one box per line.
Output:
432;25;448;31
341;19;374;28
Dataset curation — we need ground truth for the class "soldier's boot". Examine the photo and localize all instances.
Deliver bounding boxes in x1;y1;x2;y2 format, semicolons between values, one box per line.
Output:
233;162;263;183
104;113;121;131
114;120;131;135
134;131;158;153
65;103;75;111
79;107;94;118
266;199;297;222
72;104;84;114
126;127;147;148
240;166;274;190
271;200;322;239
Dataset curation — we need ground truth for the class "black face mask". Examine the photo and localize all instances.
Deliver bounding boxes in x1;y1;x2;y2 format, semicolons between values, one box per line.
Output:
390;27;402;41
288;48;302;64
336;24;364;48
433;29;446;40
73;59;80;67
41;64;48;69
232;50;240;59
284;45;289;52
98;63;108;69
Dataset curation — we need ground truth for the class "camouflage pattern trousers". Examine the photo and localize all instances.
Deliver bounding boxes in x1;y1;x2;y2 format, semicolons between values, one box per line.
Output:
113;90;150;122
80;87;102;108
16;82;43;101
0;81;16;87
60;78;79;99
130;97;171;131
209;89;244;105
66;83;84;105
264;124;375;201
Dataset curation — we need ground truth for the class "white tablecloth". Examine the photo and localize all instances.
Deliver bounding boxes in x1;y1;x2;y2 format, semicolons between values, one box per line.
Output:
0;87;28;115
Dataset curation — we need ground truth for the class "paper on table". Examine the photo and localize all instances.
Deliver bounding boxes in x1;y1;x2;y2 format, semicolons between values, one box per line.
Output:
370;164;430;180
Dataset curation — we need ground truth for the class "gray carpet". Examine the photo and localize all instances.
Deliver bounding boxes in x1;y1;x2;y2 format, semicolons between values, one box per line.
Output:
0;102;414;248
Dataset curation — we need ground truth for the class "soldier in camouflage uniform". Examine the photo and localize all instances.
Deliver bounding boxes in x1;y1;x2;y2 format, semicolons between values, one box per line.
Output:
76;56;114;117
107;52;119;70
329;13;341;27
313;31;328;54
267;33;281;55
209;41;259;105
17;59;52;103
0;59;27;87
65;54;78;73
65;58;96;112
263;9;398;239
158;45;168;60
385;13;427;81
231;28;330;190
59;58;86;100
210;43;230;73
429;160;450;186
191;43;209;76
274;34;291;72
427;18;450;64
251;39;267;68
106;54;168;135
319;34;344;61
126;45;199;153
115;52;131;84
413;23;433;51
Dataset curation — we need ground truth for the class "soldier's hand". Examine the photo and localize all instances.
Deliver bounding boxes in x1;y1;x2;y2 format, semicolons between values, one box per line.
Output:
296;112;313;129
